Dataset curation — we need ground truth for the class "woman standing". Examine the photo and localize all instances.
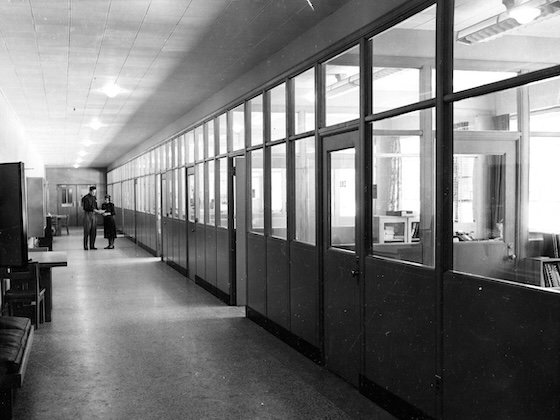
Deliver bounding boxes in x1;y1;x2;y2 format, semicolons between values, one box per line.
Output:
101;194;117;249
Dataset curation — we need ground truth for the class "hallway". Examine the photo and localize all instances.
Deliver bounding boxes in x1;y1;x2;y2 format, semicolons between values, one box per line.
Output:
15;229;394;419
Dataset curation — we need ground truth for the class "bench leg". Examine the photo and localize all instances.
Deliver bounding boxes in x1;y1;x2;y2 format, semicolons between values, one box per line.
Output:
0;388;14;419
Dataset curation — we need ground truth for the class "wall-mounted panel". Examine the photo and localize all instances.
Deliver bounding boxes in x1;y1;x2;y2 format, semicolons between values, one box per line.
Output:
444;272;560;419
216;228;230;296
289;242;319;347
206;228;217;287
187;221;196;279
179;219;186;269
196;225;206;280
364;257;436;418
247;233;266;315
267;238;289;329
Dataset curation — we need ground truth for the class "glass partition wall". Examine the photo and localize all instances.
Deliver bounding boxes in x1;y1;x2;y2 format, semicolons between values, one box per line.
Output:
103;3;560;415
107;0;560;290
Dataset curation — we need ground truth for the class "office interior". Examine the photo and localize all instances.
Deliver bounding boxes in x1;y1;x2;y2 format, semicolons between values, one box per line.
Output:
2;0;560;418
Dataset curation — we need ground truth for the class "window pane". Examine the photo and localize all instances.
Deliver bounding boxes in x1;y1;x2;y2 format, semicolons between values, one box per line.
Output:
218;114;227;154
180;167;186;220
188;172;195;222
453;89;519;280
231;104;245;151
330;148;355;250
293;68;315;135
249;94;263;146
186;131;195;164
270;83;286;141
250;149;264;234
371;109;435;266
173;138;179;168
270;143;287;238
295;136;315;244
207;160;215;226
454;0;560;92
218;158;228;227
370;4;435;113
166;141;172;170
324;45;360;126
195;126;204;161
206;120;215;158
173;170;179;218
196;163;205;223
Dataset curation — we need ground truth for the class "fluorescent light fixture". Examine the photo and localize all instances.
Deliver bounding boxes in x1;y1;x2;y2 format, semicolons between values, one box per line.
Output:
325;73;360;99
457;0;560;45
88;118;104;130
100;82;126;98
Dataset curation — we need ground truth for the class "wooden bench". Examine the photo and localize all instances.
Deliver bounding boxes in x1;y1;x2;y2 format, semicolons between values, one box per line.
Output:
0;316;34;419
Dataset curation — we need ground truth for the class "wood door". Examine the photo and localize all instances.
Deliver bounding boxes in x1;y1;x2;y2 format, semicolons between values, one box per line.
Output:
322;130;361;386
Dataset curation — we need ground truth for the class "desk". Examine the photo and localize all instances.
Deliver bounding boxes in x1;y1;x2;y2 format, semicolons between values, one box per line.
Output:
373;215;419;243
28;251;67;322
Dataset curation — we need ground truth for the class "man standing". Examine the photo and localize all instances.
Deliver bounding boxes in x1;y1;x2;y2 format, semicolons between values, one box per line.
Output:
81;186;103;250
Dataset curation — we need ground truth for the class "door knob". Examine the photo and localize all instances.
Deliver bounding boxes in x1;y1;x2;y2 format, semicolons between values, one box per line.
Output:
351;268;360;278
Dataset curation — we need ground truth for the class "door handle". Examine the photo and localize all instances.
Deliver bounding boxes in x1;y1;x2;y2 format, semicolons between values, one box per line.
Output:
351;268;360;278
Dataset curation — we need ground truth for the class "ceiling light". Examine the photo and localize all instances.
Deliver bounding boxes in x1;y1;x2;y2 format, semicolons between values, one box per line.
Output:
88;118;104;130
457;0;560;45
76;157;84;163
78;150;87;157
100;82;125;98
73;164;80;169
82;139;94;147
509;5;541;22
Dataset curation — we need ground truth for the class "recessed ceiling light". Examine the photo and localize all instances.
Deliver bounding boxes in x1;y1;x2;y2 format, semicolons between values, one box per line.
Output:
73;164;80;169
100;82;126;98
88;118;104;130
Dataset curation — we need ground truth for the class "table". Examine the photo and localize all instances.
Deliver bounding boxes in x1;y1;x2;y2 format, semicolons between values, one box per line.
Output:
48;214;69;236
28;251;67;322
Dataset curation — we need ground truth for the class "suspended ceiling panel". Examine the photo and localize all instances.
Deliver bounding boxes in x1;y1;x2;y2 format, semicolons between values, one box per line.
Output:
0;0;351;168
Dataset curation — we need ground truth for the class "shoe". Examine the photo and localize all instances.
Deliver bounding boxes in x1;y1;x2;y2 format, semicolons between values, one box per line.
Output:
108;246;114;249
104;245;111;249
90;247;98;250
84;247;88;250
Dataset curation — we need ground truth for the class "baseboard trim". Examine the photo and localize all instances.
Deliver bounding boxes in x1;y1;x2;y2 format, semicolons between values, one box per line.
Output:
136;241;156;256
195;275;231;305
167;260;187;276
246;306;322;365
359;375;434;420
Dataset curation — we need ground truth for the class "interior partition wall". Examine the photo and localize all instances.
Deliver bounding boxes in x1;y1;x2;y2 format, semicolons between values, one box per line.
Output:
107;0;560;418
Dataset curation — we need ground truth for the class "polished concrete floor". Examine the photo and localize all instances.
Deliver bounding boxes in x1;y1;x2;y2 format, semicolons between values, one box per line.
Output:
15;229;396;419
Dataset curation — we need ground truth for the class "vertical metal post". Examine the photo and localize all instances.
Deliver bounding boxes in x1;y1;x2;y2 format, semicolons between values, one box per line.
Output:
435;0;455;418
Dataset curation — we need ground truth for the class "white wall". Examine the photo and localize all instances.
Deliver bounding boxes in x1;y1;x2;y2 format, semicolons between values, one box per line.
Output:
0;89;44;177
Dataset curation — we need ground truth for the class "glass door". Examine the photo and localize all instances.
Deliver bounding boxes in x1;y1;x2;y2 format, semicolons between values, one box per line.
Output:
322;130;361;386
